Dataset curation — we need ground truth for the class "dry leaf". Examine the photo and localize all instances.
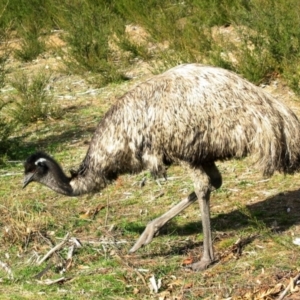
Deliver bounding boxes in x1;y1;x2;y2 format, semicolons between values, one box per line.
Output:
182;257;193;265
167;278;183;290
79;204;105;219
158;290;171;300
242;283;283;300
183;282;193;289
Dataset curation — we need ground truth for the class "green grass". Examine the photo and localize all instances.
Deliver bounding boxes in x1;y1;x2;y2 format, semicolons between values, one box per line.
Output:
1;0;300;91
2;147;300;298
8;71;63;125
1;0;300;298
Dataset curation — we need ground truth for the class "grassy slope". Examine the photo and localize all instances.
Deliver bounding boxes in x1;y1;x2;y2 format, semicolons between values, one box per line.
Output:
1;34;300;300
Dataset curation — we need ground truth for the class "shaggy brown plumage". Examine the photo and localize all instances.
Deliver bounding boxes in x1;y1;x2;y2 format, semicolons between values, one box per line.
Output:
23;64;300;270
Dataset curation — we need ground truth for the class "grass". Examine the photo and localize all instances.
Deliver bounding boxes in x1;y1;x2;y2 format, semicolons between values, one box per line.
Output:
1;0;300;91
1;0;300;298
2;122;300;299
3;113;300;299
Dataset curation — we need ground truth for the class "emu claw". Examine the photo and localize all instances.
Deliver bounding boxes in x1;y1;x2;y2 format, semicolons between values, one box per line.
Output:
185;258;213;271
129;220;160;253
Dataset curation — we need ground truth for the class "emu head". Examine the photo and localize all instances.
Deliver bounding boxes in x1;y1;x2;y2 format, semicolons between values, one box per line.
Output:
23;152;72;195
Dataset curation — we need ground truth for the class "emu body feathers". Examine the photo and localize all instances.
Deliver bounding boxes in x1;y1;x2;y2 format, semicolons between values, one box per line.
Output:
23;64;300;270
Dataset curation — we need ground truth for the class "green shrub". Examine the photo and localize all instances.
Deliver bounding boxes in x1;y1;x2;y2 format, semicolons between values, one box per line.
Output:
232;33;277;85
1;0;58;62
0;20;13;155
114;0;239;69
0;99;13;154
2;0;300;92
8;71;63;125
232;0;300;88
115;0;300;91
282;59;300;95
57;1;129;85
14;22;46;62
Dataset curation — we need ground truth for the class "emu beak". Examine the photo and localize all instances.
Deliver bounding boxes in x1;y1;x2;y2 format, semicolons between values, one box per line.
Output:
23;172;35;188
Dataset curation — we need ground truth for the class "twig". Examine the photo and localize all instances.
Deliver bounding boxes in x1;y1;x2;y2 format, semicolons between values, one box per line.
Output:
149;274;162;293
90;240;128;246
37;233;70;266
34;263;52;279
0;260;13;279
69;237;82;248
277;272;300;300
65;238;82;261
59;245;75;274
37;276;71;285
0;172;23;177
155;179;162;187
116;255;148;288
154;191;165;199
157;176;181;181
105;196;110;227
140;177;147;187
60;237;82;274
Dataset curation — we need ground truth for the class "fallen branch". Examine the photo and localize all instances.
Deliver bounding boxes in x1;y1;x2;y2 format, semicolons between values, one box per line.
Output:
37;233;70;266
37;276;71;285
60;237;83;274
69;237;82;249
277;272;300;300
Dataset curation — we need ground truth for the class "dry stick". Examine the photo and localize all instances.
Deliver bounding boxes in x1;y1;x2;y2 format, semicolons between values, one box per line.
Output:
0;260;13;279
65;238;82;265
34;263;52;280
115;254;148;288
104;195;110;227
37;232;70;266
37;277;70;285
277;272;300;300
66;245;75;261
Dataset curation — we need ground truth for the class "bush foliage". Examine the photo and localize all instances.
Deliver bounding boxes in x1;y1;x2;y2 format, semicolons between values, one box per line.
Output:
1;0;300;151
1;0;299;89
8;71;62;125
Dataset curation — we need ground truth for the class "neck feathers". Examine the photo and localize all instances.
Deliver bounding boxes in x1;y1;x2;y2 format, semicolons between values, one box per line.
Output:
68;163;107;196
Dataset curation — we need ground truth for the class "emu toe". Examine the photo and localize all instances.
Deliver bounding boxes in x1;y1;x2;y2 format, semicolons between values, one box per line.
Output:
186;258;214;271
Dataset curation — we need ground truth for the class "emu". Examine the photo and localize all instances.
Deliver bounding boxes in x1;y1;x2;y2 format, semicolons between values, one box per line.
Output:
23;64;300;271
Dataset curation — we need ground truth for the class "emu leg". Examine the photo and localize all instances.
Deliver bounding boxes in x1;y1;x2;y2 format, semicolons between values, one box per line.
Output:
129;192;198;253
202;162;222;190
187;163;221;271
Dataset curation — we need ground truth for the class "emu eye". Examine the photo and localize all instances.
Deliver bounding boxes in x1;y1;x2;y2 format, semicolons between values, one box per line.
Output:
26;167;35;173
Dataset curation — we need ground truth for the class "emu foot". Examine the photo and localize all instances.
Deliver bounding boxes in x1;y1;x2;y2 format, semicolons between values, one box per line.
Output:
186;258;213;271
129;220;161;253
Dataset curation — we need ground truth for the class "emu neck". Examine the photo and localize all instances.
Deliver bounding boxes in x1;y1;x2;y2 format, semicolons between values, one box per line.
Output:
68;168;107;196
42;154;108;196
39;158;73;196
49;177;73;196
